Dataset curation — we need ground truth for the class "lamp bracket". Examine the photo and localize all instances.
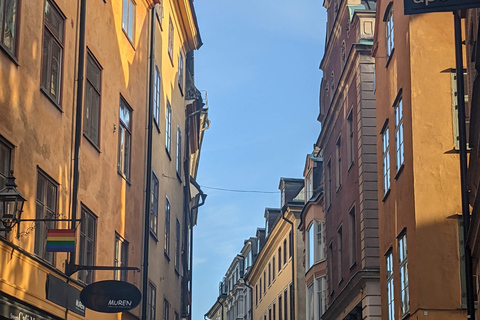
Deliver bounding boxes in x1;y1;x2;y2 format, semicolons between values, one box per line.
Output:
65;263;141;277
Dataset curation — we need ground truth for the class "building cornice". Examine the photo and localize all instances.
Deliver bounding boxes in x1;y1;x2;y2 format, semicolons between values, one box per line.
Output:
172;0;202;51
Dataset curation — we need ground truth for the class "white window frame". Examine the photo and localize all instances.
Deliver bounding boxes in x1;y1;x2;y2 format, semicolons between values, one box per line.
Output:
394;95;404;171
382;125;390;194
165;100;172;155
398;232;409;316
385;4;394;57
386;250;394;320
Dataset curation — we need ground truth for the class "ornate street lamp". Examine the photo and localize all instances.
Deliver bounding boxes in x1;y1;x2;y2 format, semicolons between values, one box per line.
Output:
0;171;26;232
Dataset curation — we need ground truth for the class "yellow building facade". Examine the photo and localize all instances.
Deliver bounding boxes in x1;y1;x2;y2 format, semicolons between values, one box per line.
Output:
373;2;466;319
0;0;205;319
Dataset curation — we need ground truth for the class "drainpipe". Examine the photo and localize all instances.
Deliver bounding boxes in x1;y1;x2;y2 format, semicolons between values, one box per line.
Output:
141;6;156;320
69;0;86;268
189;190;207;320
281;208;295;320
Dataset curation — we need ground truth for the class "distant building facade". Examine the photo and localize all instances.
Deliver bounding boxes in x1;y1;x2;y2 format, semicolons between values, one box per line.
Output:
373;1;467;319
298;153;327;320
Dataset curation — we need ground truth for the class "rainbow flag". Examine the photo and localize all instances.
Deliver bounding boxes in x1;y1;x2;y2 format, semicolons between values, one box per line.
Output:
46;229;76;252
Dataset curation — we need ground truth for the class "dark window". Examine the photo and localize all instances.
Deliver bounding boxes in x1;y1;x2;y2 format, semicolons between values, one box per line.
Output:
272;256;276;280
0;0;18;56
347;110;354;167
284;289;288;320
337;226;342;283
0;137;13;189
349;207;356;267
175;218;180;271
278;246;282;270
114;233;128;281
83;52;102;147
268;262;271;286
278;295;282;320
336;136;342;190
289;231;292;258
283;239;287;265
154;65;161;128
79;205;97;284
176;126;182;177
174;311;179;320
41;0;65;105
178;53;184;93
255;284;258;306
163;299;169;320
165;100;172;155
150;172;159;236
118;97;132;180
164;197;170;256
326;160;332;209
148;282;156;320
168;18;173;60
34;170;58;264
122;0;135;41
263;269;266;293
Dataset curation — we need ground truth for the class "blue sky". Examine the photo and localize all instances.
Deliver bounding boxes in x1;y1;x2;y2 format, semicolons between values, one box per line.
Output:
192;1;326;318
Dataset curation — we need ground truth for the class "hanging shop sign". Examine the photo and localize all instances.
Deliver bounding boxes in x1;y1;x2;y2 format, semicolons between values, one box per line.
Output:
404;0;480;15
0;291;62;320
46;275;85;316
80;280;141;313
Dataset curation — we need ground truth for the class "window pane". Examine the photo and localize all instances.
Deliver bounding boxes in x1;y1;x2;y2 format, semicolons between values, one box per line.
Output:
122;0;128;31
49;40;62;99
124;131;131;178
45;0;63;42
3;0;17;53
87;56;101;90
128;1;134;39
120;102;131;128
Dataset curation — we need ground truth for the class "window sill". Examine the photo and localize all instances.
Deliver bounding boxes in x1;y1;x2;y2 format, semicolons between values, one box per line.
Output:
164;251;170;262
395;163;405;180
117;171;132;186
382;188;391;202
150;230;158;241
386;49;394;68
40;87;63;113
83;134;101;153
0;43;19;66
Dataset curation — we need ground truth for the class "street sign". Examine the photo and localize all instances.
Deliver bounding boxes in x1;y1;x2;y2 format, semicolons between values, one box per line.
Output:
404;0;480;15
80;280;142;313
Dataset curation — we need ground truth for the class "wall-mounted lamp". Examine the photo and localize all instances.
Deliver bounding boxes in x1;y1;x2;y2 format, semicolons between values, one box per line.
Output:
0;171;26;232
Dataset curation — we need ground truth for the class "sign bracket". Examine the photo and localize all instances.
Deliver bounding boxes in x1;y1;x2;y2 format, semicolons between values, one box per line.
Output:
65;263;141;277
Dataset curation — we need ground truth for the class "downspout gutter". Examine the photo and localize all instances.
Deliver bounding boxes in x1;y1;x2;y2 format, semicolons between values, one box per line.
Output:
141;7;156;320
69;0;86;268
281;207;295;320
189;188;207;320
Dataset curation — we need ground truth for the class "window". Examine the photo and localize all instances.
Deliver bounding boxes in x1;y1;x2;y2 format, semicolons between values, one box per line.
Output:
328;242;334;289
341;40;346;68
394;95;404;171
255;284;258;306
268;262;271;286
176;126;182;177
349;207;356;266
263;269;266;293
163;299;169;320
278;246;282;271
165;100;172;155
175;311;179;320
451;71;470;150
259;278;262;298
398;232;409;315
164;197;170;256
283;238;287;265
114;233;128;281
168;18;173;60
305;170;313;201
289;231;292;258
41;0;65;105
317;276;327;316
336;136;342;190
0;137;13;190
148;282;156;320
317;221;325;261
122;0;135;41
273;302;276;320
84;52;102;147
34;170;58;263
325;160;331;209
284;289;288;320
175;218;180;271
386;250;394;320
272;256;276;281
307;223;315;270
337;226;342;283
178;53;184;93
118;97;132;180
154;65;161;128
307;283;314;320
0;0;18;56
347;110;354;167
79;205;97;284
278;295;282;320
385;4;394;57
151;173;159;236
382;125;390;194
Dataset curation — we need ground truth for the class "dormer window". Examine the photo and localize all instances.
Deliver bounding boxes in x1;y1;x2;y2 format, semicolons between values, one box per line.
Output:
281;189;285;207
